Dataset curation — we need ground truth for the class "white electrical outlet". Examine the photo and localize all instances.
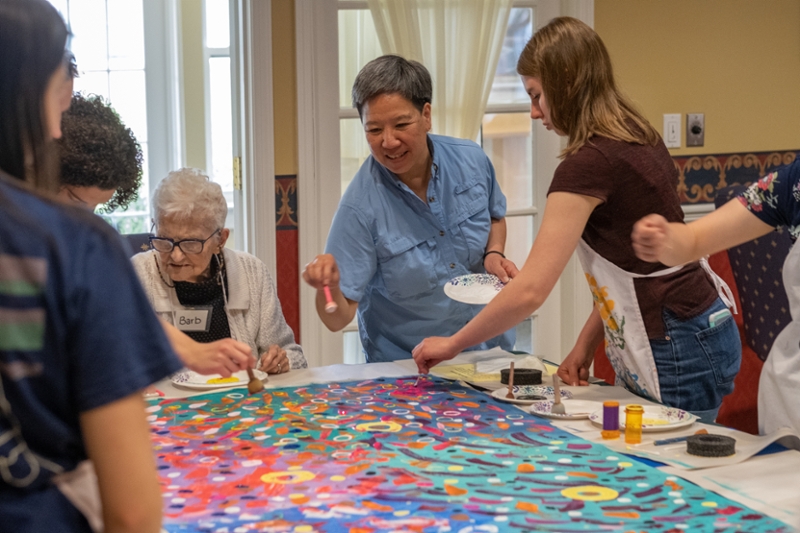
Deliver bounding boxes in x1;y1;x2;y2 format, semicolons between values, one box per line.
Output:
663;114;681;148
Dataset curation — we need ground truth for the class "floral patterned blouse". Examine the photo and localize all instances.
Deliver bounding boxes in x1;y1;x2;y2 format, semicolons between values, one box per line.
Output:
738;158;800;241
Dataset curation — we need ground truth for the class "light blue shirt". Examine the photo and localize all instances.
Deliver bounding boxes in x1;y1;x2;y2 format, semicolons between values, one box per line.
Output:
326;134;515;362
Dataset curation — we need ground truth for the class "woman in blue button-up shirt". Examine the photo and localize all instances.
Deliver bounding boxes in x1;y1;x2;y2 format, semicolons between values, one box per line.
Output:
303;55;519;363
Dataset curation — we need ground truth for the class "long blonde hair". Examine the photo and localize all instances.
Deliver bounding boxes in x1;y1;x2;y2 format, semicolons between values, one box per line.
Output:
516;17;659;158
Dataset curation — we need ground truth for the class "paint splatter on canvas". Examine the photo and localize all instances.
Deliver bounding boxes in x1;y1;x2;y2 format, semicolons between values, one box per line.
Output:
148;377;791;532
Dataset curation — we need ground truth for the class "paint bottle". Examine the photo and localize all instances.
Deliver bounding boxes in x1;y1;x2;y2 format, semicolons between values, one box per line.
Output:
624;404;644;444
601;401;620;439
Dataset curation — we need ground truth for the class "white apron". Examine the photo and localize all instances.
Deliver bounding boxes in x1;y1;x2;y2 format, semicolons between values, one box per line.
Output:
576;239;735;403
758;240;800;435
53;460;103;533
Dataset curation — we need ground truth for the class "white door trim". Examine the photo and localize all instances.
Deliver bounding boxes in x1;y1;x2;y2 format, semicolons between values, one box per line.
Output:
231;0;276;273
295;0;343;367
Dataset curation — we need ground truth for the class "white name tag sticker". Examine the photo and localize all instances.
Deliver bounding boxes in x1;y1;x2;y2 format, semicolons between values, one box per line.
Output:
174;308;211;332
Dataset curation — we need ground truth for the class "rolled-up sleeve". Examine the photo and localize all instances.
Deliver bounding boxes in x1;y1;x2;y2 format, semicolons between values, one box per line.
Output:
324;204;377;303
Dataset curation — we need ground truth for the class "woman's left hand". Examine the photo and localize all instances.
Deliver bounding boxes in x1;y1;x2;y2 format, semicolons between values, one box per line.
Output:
258;345;289;374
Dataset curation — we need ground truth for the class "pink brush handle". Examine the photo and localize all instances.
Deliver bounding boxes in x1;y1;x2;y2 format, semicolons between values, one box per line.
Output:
323;285;338;313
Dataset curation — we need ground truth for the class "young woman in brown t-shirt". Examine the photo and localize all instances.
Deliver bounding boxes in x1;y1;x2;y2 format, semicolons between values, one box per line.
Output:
413;16;740;423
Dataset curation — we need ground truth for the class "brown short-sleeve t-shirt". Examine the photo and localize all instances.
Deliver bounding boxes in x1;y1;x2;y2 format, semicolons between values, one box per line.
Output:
548;135;718;339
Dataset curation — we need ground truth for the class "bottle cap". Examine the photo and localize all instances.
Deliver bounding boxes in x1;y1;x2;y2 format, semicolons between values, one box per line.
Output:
603;401;619;408
625;404;644;413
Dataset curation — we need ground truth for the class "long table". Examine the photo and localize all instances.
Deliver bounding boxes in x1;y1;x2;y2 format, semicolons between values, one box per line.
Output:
152;353;800;531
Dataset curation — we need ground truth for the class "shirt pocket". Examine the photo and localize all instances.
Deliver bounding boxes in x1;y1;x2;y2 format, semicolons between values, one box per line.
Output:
453;178;490;268
377;236;438;300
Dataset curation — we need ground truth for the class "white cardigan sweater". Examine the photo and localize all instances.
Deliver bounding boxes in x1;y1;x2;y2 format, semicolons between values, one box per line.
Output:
132;248;306;369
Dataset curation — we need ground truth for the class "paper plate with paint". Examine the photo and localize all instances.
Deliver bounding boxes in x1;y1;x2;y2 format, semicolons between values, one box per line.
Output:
171;369;268;390
529;399;602;420
444;274;506;305
589;405;698;432
490;385;573;405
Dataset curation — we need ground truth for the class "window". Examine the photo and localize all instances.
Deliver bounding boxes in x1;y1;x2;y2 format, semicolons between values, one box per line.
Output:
203;0;236;236
49;0;235;239
49;0;151;233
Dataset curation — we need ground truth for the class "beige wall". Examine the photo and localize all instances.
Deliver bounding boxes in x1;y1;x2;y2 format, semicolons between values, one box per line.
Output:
272;0;298;175
595;0;800;155
181;0;207;170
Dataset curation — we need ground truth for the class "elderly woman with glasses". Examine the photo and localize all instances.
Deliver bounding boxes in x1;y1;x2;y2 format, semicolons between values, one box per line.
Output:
132;168;306;374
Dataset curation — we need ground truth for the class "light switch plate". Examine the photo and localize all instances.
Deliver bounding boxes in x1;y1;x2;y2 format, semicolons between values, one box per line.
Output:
663;114;681;148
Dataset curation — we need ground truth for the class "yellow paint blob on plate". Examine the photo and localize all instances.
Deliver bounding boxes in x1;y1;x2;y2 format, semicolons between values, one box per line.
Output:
206;377;239;384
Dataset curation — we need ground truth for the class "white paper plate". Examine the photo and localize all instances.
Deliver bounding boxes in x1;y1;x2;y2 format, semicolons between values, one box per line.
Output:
588;405;698;432
444;274;505;305
490;385;573;405
171;369;268;390
529;399;602;420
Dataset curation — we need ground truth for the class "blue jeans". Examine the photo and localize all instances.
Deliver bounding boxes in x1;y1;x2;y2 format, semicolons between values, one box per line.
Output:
649;298;741;424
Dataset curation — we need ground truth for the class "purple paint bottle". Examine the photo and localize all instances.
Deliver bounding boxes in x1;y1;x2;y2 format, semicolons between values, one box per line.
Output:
601;400;620;439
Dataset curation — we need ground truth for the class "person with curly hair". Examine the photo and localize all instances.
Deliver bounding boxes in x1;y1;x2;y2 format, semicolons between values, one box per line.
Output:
56;92;142;212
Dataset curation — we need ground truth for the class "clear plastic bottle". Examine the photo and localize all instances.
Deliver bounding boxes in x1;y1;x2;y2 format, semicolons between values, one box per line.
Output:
624;404;644;444
601;401;620;439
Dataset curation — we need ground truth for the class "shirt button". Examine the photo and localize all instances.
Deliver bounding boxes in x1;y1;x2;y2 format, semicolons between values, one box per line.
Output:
429;197;435;202
450;263;456;269
439;230;445;236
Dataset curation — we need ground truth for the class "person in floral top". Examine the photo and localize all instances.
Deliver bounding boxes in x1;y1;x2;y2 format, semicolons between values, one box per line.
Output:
633;158;800;435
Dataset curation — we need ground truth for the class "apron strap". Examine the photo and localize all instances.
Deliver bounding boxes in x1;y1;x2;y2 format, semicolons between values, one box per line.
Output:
700;257;738;314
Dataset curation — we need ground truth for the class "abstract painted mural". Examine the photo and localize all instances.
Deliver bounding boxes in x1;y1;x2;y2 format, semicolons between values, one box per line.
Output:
148;376;791;532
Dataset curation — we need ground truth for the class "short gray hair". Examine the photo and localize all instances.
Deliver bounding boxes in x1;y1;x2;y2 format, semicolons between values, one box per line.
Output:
152;168;227;231
351;54;432;119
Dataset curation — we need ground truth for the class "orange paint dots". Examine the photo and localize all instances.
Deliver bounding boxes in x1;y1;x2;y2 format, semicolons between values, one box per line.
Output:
517;463;536;473
444;484;469;496
349;528;374;533
450;513;470;521
344;462;371;475
567;471;598;479
516;501;539;513
497;423;510;430
605;512;640;519
362;500;393;512
460;448;485;455
665;479;682;491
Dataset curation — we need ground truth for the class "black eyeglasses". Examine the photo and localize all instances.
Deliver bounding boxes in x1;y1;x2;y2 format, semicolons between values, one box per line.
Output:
149;228;221;255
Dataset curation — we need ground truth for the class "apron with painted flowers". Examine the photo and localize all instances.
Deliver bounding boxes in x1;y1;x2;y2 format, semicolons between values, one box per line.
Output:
576;239;736;402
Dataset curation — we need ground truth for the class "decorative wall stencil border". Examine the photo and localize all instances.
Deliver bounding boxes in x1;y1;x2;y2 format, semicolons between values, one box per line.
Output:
674;150;798;205
274;175;300;341
275;175;298;229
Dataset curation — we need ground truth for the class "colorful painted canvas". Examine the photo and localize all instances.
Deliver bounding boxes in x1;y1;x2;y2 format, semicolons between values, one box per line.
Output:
148;376;791;532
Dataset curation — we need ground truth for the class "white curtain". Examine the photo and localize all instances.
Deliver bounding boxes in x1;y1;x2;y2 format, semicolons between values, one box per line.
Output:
367;0;514;141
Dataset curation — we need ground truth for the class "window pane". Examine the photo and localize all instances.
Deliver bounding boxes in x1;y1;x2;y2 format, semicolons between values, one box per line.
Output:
340;118;371;196
505;214;533;270
488;7;533;105
107;0;145;70
343;330;366;365
108;70;148;143
514;316;533;354
338;9;382;109
204;0;230;48
73;71;110;100
482;112;533;210
208;57;234;194
68;0;109;71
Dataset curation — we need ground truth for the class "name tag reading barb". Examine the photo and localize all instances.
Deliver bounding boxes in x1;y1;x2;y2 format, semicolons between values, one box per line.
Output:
174;307;212;332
